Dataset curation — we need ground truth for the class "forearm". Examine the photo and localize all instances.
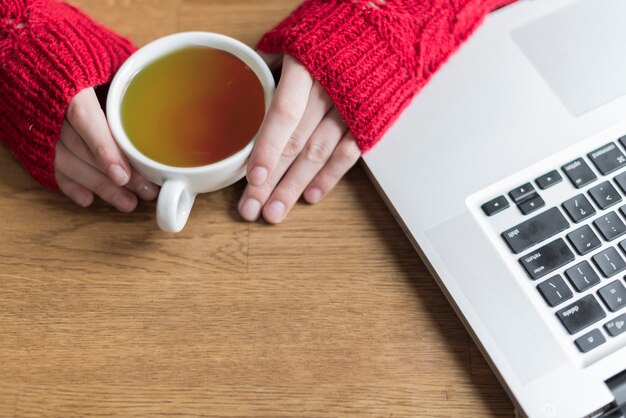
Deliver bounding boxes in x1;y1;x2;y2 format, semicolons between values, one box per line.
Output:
258;0;516;152
0;0;135;188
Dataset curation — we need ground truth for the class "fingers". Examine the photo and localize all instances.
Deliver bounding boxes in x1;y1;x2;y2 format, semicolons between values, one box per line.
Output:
55;141;138;213
303;132;361;204
240;55;360;223
280;82;334;159
55;171;94;208
125;174;160;202
66;88;131;187
238;82;333;221
246;56;314;186
60;121;159;201
239;151;296;222
262;108;347;224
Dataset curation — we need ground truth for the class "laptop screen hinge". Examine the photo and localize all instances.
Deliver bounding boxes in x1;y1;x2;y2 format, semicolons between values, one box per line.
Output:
608;369;626;406
597;369;626;418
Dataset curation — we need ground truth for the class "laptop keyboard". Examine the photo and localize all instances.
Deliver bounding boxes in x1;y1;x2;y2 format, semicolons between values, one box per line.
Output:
481;137;626;356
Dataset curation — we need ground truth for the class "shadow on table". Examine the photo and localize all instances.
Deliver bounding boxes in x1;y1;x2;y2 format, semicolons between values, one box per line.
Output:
0;147;158;238
346;163;516;418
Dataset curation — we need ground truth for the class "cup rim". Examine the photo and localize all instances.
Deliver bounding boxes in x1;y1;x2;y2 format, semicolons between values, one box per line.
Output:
106;31;275;175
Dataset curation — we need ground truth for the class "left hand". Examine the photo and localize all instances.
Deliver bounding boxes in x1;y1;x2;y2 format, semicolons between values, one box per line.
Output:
238;54;361;224
54;88;159;211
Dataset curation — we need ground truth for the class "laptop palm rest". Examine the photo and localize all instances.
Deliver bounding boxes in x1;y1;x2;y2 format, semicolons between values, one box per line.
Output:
426;212;566;384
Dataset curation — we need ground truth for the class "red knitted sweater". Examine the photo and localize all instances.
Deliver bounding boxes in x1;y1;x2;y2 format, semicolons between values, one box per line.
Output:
0;0;515;189
0;0;135;189
258;0;516;152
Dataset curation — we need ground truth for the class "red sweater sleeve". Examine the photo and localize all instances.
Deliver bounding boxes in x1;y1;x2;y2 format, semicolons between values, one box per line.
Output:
0;0;135;189
258;0;516;153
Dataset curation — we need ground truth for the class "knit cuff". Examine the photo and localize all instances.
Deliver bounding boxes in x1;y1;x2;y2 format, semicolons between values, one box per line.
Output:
258;0;515;153
0;0;136;189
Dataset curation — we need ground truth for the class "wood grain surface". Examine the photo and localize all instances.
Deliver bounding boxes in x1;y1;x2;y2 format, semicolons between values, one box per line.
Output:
0;1;515;416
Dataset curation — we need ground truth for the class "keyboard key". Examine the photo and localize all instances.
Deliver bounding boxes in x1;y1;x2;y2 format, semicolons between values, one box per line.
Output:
501;207;569;254
618;204;626;221
519;238;575;280
509;183;536;203
537;275;573;307
593;212;626;241
574;329;606;353
588;142;626;175
619;239;626;255
562;158;597;189
562;194;596;223
592;247;626;277
556;294;606;335
518;194;545;215
482;196;509;216
567;225;602;255
535;170;563;190
564;261;601;292
619;135;626;150
598;281;626;312
588;181;622;210
604;313;626;337
614;172;626;194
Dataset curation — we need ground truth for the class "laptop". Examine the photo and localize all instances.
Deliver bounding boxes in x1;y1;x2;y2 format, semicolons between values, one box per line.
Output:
361;0;626;416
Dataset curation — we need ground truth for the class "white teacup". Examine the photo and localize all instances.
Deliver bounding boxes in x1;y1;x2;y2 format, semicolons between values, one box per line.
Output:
107;32;275;233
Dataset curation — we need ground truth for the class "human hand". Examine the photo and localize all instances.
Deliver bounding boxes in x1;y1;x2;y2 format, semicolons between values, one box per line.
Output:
54;88;159;212
238;55;361;223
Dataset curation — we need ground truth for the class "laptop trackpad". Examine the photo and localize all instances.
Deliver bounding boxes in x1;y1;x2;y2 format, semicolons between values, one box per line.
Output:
512;0;626;116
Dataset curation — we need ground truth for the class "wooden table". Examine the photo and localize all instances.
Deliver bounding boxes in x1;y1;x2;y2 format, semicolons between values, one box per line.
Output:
0;1;515;416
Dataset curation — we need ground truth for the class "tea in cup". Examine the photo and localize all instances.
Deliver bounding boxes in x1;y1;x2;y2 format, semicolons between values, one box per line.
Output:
107;32;275;232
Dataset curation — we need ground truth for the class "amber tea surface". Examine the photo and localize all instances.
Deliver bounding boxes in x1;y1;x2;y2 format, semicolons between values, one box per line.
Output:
121;46;265;167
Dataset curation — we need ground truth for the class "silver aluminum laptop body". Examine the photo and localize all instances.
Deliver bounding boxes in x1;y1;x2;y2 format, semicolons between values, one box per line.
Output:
362;0;626;416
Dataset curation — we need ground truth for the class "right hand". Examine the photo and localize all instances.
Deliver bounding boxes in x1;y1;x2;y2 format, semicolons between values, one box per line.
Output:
54;88;159;212
238;55;361;223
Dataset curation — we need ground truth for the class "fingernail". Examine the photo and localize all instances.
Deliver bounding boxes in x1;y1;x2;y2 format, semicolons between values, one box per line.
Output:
75;191;93;208
306;187;323;204
265;201;286;223
240;198;261;221
248;166;268;186
108;164;129;186
138;182;159;201
113;194;136;213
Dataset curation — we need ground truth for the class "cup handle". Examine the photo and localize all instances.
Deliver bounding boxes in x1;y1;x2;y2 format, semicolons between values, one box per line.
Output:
156;179;196;233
